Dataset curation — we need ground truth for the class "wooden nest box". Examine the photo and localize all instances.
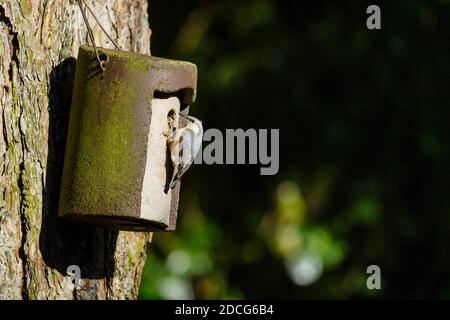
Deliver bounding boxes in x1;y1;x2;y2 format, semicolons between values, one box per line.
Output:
58;46;197;231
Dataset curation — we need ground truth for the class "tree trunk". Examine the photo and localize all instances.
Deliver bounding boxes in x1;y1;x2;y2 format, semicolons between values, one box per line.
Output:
0;0;152;299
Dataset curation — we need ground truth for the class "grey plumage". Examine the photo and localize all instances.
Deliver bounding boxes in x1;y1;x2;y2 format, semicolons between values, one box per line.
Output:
167;115;203;189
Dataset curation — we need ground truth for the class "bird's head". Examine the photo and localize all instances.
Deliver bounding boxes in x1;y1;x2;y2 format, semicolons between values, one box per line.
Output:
180;114;203;134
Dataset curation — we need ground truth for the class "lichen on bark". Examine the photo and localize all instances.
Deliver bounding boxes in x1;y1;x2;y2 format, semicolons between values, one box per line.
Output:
0;0;152;300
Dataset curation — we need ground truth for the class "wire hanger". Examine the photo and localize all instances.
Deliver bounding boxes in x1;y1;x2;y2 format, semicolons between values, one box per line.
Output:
77;0;120;71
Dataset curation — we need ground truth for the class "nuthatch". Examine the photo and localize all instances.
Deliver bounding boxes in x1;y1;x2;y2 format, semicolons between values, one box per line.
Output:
167;115;203;189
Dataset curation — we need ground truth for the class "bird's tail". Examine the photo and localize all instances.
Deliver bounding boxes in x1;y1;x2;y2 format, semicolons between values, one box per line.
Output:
169;179;178;189
169;169;180;189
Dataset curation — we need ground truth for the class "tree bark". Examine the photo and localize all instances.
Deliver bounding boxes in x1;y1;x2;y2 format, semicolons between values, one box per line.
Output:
0;0;152;299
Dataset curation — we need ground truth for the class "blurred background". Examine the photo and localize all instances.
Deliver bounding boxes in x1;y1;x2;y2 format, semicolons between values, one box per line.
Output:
138;0;450;299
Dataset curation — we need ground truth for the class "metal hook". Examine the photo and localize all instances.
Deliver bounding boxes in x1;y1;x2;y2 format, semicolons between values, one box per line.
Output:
77;0;119;71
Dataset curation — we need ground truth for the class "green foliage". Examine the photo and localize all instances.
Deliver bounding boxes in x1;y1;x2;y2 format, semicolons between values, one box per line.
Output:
139;0;450;299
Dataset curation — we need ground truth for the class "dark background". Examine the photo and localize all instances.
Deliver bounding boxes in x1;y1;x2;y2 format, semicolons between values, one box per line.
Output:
139;0;450;299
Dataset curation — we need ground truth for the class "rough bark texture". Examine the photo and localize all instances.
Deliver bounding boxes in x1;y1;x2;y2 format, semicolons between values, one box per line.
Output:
0;0;152;299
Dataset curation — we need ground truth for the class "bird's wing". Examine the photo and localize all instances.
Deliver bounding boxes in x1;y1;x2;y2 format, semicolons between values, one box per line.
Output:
174;130;195;180
192;127;203;159
169;118;203;186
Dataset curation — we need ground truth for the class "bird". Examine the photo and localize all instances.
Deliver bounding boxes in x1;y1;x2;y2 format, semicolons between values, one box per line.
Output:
167;114;203;189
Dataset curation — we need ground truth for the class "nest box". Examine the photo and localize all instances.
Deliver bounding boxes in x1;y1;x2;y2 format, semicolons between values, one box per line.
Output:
58;46;197;231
